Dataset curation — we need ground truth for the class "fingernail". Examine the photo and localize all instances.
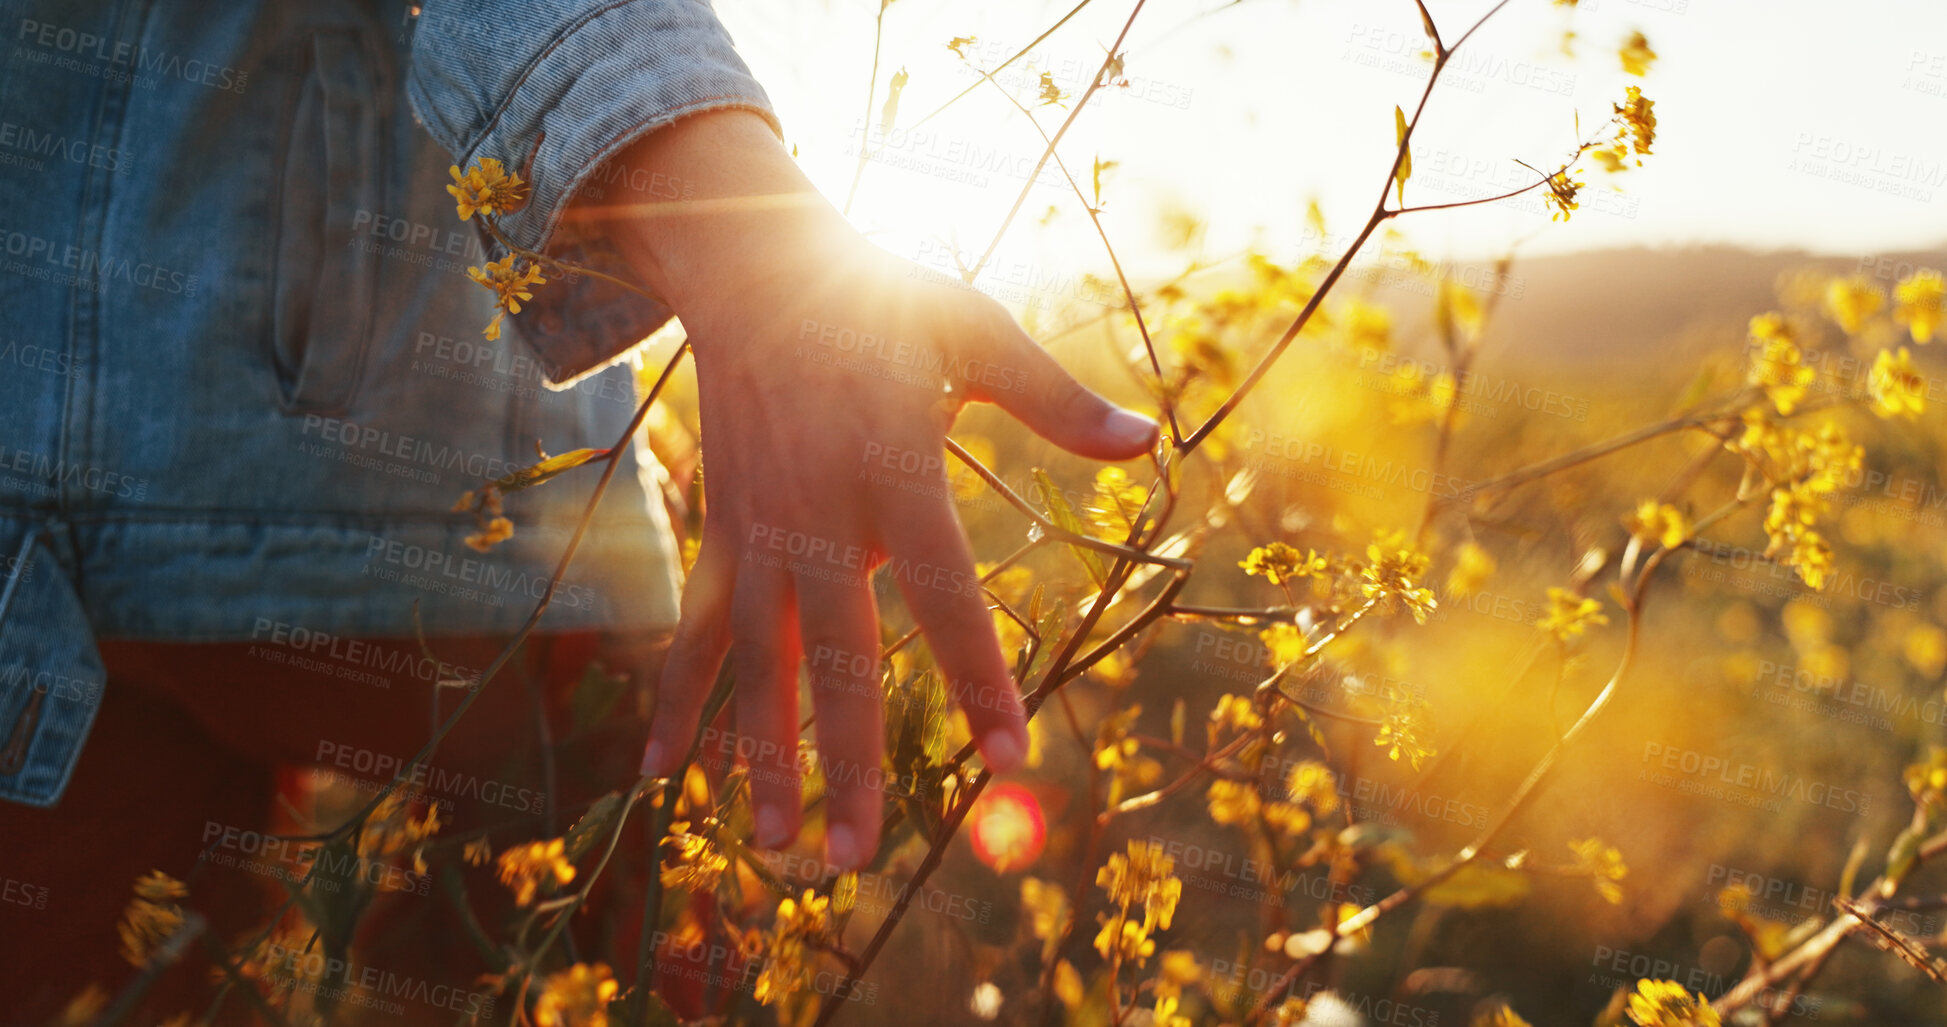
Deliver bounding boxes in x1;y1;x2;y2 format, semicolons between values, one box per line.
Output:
827;823;862;870
1104;407;1160;450
755;805;792;849
639;740;666;778
982;726;1026;774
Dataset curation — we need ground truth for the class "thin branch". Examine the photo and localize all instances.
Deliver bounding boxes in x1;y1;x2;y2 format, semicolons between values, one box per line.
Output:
842;0;893;216
965;63;1181;443
909;0;1097;130
1180;0;1517;455
968;0;1150;283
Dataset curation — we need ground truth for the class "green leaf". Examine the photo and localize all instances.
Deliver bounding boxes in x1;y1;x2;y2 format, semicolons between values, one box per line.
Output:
563;791;625;862
1026;597;1067;683
496;447;610;494
1887;825;1923;891
1033;468;1107;586
1393;105;1413;207
1092;156;1118;209
880;67;910;135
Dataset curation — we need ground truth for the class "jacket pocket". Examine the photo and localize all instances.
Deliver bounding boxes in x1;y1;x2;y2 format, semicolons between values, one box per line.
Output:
270;28;383;416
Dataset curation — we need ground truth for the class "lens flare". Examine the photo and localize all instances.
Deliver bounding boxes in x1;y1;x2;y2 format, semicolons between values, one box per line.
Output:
969;783;1046;872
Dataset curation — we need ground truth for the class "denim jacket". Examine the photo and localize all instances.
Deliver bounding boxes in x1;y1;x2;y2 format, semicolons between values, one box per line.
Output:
0;0;777;806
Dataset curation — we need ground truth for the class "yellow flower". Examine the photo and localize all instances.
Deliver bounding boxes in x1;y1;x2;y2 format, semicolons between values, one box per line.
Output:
1568;837;1628;905
755;890;834;1005
118;872;189;967
1037;71;1066;107
1746;313;1814;415
464;515;515;553
1540;588;1607;643
533;962;618;1027
1205;778;1261;826
1239;542;1327;587
1543;167;1582;221
446;157;529;221
1824;275;1885;335
1590;140;1631;174
660;828;729;893
1763;481;1838;589
1626;978;1720;1027
1208;693;1263;735
1624;500;1689;549
1153;995;1193;1027
1259;622;1308;667
1088;466;1151;536
1286;760;1340;814
1374;696;1437;770
134;869;189;903
497;838;576;906
1869;347;1926;420
1263;801;1312;835
1093;912;1156;964
1097;840;1182;933
1360;540;1438;623
464;838;493;866
1894;269;1943;343
1619;31;1657;77
1615;86;1656;158
468;255;548;341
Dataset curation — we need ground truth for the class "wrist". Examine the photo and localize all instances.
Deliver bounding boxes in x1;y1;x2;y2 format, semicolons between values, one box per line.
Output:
567;110;856;323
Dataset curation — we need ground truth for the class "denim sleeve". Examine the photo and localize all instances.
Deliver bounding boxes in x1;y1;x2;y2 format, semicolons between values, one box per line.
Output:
406;0;780;384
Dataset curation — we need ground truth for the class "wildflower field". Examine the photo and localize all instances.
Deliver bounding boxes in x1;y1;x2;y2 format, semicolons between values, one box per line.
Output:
73;1;1947;1025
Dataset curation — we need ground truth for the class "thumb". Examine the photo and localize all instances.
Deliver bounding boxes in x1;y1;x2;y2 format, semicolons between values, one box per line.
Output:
956;296;1159;461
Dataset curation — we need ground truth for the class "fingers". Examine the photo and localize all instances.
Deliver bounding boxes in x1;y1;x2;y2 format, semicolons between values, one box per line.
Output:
640;527;736;778
956;296;1158;462
798;578;886;870
877;494;1028;774
730;560;804;849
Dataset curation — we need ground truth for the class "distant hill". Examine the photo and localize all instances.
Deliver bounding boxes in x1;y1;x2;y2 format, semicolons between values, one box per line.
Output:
1363;244;1947;381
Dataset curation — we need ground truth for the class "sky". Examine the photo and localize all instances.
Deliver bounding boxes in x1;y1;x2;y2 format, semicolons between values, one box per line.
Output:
713;0;1947;286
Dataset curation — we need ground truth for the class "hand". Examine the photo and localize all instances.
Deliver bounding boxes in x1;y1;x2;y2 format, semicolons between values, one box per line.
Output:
589;111;1157;869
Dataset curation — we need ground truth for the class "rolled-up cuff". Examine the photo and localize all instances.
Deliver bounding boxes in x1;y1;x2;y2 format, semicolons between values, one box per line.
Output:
407;0;780;383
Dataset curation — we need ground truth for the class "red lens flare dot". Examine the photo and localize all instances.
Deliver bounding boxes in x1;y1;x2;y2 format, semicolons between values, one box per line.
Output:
969;783;1046;872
